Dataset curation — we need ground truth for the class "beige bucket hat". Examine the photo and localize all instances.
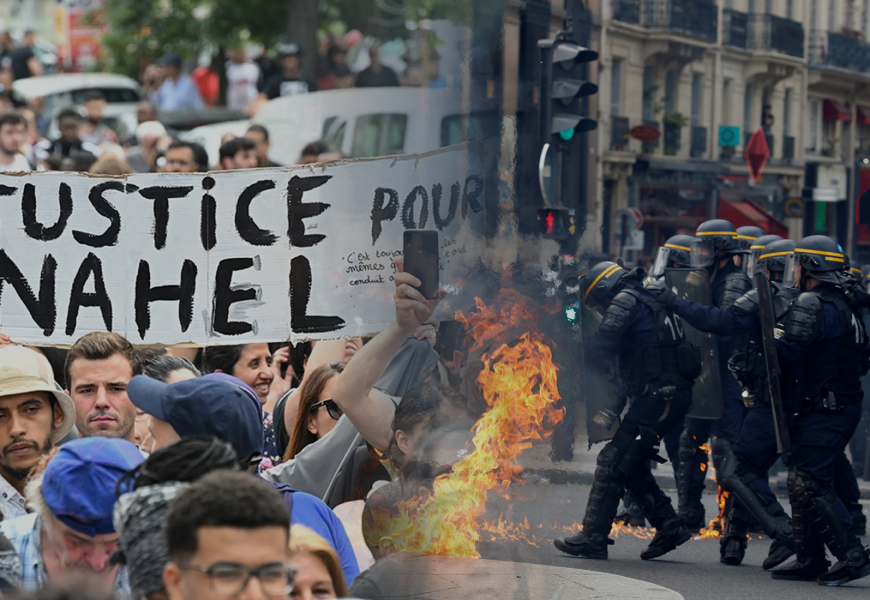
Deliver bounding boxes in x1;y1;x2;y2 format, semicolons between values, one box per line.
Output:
0;345;76;442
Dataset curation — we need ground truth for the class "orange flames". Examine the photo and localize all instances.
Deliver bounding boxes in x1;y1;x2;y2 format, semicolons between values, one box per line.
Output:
365;293;565;557
697;489;729;538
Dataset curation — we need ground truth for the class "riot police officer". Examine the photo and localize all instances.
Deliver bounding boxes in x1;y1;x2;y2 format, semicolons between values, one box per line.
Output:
677;219;752;532
736;225;767;255
650;234;696;279
650;238;797;568
554;262;698;561
743;234;783;280
770;236;870;586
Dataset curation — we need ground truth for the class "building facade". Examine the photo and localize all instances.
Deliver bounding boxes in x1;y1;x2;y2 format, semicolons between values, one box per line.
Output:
594;0;870;264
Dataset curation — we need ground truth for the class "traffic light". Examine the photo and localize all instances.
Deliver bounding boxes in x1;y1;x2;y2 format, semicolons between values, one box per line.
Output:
538;207;574;240
538;38;599;144
558;263;580;324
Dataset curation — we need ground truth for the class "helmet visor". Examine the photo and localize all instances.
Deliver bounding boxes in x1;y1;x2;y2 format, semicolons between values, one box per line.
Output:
689;238;715;268
782;253;799;289
651;247;671;278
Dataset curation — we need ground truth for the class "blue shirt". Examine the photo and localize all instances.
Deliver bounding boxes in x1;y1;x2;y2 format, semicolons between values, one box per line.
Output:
152;75;204;111
271;484;360;584
0;514;129;593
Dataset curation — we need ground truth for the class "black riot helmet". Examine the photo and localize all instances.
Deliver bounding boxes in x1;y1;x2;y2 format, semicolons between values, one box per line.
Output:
744;233;782;278
736;226;767;254
581;261;628;315
691;219;740;275
757;239;795;283
844;254;863;285
783;235;846;290
651;234;695;278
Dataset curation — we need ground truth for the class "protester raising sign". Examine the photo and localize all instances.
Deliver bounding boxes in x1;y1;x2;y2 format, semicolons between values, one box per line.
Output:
0;143;484;345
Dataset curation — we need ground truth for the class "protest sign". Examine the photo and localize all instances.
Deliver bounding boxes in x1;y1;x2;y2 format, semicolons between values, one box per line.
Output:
0;143;484;345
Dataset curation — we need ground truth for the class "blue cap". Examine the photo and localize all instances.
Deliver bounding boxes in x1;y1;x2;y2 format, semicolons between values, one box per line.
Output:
160;52;182;67
42;438;144;537
127;374;264;462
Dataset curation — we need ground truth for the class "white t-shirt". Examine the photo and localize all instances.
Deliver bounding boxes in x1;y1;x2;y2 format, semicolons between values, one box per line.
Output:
226;61;261;111
0;153;32;173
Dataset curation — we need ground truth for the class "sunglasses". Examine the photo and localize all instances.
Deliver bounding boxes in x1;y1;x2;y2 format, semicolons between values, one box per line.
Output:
309;398;342;420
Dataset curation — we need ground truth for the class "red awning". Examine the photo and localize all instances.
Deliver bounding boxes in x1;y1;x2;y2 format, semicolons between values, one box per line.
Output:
718;199;789;237
823;99;852;121
858;105;870;125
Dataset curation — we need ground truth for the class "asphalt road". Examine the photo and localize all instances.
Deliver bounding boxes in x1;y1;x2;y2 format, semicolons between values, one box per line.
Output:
474;481;870;600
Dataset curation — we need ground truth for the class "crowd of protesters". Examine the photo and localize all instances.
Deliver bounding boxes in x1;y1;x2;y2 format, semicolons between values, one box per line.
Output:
0;259;486;599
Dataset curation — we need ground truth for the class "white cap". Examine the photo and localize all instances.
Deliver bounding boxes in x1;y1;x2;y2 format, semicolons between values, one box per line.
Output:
136;120;167;144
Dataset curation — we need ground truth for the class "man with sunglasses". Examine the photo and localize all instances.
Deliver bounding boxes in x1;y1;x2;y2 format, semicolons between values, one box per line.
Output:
164;471;294;600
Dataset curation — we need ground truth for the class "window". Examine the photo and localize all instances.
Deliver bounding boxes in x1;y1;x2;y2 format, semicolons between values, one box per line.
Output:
787;0;794;19
743;83;753;140
723;79;732;124
865;0;869;37
611;59;623;117
783;89;792;137
748;0;756;13
725;0;734;8
440;111;500;147
351;114;408;158
808;99;819;152
642;67;655;121
764;0;772;13
665;70;678;114
829;0;837;30
691;74;703;127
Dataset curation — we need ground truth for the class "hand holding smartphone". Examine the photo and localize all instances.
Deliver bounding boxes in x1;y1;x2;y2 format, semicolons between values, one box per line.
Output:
403;230;439;299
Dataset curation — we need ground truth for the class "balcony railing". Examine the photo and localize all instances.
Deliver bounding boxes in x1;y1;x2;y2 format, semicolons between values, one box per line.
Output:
749;14;805;58
723;9;748;49
809;30;870;74
611;116;631;151
690;126;707;157
782;136;795;161
613;0;641;24
644;0;718;42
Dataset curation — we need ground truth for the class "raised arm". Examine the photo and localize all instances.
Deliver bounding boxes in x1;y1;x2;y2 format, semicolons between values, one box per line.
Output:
331;263;439;452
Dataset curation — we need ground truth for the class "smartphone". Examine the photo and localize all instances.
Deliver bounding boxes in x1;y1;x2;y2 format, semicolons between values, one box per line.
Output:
403;230;439;299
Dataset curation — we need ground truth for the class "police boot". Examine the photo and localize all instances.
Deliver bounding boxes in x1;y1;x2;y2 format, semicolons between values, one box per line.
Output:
772;473;829;581
847;501;866;536
554;444;622;560
762;536;796;571
817;546;870;586
640;515;692;560
720;512;749;566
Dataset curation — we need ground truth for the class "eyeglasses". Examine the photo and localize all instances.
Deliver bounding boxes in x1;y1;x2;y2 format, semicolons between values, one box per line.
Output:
309;398;342;420
178;562;296;596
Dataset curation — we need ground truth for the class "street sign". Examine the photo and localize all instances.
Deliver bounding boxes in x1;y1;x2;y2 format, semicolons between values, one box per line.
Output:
629;124;661;142
745;126;770;182
784;197;804;218
614;207;643;230
718;125;740;147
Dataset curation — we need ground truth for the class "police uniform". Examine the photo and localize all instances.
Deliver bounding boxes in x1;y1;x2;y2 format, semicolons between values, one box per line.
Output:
554;263;698;561
677;220;752;531
770;236;870;586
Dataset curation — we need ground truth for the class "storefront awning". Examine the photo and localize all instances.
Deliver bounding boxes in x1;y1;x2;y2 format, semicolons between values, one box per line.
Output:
823;99;852;121
858;105;870;125
718;199;789;237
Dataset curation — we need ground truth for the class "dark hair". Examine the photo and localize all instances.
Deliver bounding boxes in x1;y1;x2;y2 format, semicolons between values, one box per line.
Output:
385;384;470;471
219;136;256;162
299;139;332;159
143;355;201;382
118;436;241;494
285;362;344;460
166;470;290;561
167;140;208;170
65;332;142;388
56;108;82;123
84;91;105;103
246;124;269;141
201;345;243;375
0;112;24;130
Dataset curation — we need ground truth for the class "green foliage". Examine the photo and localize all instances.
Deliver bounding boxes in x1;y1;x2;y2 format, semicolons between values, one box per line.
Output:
663;112;688;128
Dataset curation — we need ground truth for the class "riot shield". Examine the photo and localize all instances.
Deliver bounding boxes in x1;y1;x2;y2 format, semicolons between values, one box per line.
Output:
755;271;792;453
579;303;622;446
664;268;723;419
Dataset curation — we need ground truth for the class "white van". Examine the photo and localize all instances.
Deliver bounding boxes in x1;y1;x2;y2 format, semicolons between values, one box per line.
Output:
251;87;499;165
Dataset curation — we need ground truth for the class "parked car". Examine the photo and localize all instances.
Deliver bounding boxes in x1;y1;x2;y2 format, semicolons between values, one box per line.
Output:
12;73;142;117
179;119;251;169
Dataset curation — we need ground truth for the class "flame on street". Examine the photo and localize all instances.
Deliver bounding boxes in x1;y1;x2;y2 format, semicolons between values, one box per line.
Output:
365;293;565;557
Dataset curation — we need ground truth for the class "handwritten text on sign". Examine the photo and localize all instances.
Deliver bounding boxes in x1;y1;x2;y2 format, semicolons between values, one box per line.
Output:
0;145;483;345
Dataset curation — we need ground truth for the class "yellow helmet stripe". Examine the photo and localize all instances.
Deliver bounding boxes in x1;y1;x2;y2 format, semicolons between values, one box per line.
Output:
759;251;792;260
850;267;862;274
795;248;844;262
584;264;623;299
697;231;738;237
664;243;691;251
750;244;768;249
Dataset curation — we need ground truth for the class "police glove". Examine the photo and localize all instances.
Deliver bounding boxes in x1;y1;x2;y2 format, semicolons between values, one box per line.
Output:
645;280;677;309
